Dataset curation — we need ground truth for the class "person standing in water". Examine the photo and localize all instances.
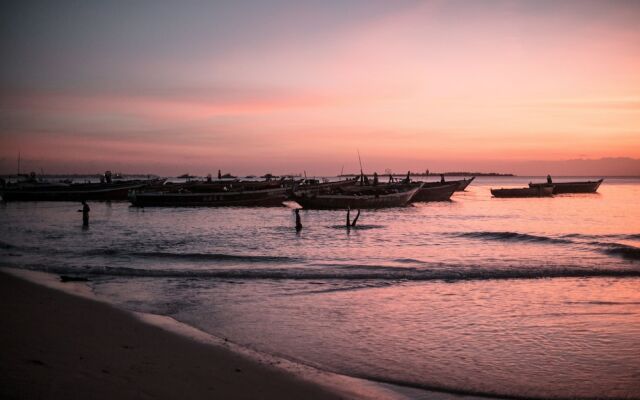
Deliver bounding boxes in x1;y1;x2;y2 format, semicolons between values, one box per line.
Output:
295;209;302;232
440;174;445;183
547;174;553;184
78;200;90;227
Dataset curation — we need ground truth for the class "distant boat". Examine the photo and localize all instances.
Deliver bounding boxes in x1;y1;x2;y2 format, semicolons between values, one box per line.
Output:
528;179;603;194
411;183;458;202
0;179;162;201
129;187;289;207
292;184;422;209
491;186;554;198
421;177;475;191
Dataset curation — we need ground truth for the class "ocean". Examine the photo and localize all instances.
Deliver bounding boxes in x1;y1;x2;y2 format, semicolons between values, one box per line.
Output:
1;176;639;399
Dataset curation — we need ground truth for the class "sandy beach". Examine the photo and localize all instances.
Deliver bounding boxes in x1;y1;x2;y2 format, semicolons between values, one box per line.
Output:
0;269;347;400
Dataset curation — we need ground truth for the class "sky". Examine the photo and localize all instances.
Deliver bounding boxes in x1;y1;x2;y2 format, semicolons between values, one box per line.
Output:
1;0;639;176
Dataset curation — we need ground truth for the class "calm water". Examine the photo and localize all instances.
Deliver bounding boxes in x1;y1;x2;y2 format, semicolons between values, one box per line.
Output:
1;176;639;399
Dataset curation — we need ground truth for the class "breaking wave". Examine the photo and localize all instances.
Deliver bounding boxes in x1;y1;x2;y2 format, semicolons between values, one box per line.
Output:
22;264;640;282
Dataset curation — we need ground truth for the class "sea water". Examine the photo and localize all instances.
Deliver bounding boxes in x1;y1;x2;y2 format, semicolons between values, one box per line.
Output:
1;176;639;399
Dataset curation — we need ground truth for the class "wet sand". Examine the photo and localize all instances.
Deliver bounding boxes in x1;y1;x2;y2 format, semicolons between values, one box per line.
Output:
0;269;346;400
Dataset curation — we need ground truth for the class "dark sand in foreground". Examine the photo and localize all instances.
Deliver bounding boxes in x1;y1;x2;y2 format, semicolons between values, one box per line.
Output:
0;270;346;400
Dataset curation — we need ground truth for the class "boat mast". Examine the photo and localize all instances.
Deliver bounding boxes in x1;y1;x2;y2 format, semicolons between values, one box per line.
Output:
357;149;364;186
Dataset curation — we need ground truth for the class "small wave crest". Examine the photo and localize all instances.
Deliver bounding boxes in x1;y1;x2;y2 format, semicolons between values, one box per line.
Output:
597;242;640;261
454;231;573;244
328;224;385;230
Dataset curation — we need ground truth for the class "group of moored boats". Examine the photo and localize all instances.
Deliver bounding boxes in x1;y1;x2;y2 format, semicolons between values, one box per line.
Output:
129;176;475;209
0;174;475;209
0;174;604;207
490;179;603;198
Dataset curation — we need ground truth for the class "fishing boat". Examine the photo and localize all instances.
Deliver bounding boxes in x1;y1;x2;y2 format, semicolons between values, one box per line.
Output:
491;186;554;198
291;178;358;196
0;179;162;201
411;183;458;202
129;187;289;207
291;184;422;209
420;176;475;191
528;179;603;194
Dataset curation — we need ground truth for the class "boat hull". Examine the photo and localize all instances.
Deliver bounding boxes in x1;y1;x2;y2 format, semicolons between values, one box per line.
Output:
491;186;554;198
420;177;475;192
129;188;289;207
411;183;457;202
292;186;421;209
0;181;157;201
529;179;603;194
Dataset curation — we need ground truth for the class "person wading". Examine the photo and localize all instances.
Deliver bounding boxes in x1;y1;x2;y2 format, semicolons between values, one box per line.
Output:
78;200;90;227
295;209;302;232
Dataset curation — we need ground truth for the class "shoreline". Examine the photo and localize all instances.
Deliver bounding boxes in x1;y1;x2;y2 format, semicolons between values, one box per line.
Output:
0;267;408;400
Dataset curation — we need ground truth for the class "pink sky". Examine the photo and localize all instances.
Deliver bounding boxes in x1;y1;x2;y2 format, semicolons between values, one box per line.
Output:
1;1;639;176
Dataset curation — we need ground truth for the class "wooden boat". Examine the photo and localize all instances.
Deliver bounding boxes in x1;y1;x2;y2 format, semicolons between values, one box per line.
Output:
491;186;554;198
0;179;162;201
292;178;358;196
333;180;455;202
420;177;475;191
411;183;458;202
129;187;289;207
291;184;422;209
528;179;603;194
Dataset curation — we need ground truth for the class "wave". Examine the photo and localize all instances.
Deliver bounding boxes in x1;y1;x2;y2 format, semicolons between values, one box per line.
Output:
24;264;640;282
454;231;573;244
82;249;299;263
563;233;640;240
0;240;16;249
454;232;640;262
596;242;640;261
134;251;299;263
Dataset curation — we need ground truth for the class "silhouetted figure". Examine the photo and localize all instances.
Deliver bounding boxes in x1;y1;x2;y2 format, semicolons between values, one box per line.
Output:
295;209;302;232
206;174;212;183
105;170;113;184
373;172;378;186
351;209;361;227
78;200;90;226
218;170;222;180
547;174;553;184
405;171;411;183
439;174;445;183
